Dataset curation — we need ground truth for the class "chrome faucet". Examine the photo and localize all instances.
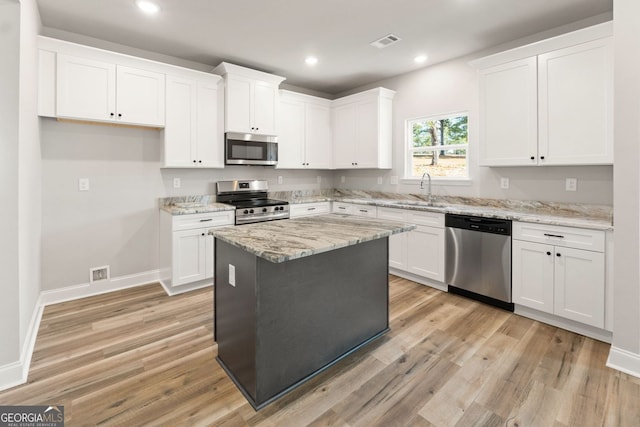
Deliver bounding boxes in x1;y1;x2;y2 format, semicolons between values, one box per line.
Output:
420;171;432;205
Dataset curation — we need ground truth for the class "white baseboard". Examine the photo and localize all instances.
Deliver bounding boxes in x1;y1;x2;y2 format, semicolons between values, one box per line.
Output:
515;305;613;343
0;296;44;392
40;269;161;306
607;346;640;378
0;269;162;392
159;278;212;296
389;269;448;292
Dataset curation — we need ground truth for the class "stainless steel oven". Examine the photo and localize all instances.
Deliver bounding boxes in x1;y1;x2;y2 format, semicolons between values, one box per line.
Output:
216;180;289;224
225;132;278;166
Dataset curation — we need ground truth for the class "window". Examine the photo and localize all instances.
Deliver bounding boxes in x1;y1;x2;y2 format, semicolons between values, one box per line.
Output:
406;113;469;180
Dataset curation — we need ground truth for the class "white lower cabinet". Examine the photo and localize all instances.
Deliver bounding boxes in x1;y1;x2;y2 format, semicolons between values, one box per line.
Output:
332;202;377;217
160;210;234;293
376;207;445;284
290;202;331;218
512;222;605;328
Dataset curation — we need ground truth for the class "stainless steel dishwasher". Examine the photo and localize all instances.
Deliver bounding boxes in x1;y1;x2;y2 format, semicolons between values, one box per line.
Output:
445;214;513;311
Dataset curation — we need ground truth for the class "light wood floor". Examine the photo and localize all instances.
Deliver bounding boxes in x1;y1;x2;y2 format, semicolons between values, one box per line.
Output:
1;276;639;426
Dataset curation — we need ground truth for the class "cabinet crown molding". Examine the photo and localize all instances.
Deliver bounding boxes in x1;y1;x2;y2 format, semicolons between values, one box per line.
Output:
470;21;612;69
213;61;286;85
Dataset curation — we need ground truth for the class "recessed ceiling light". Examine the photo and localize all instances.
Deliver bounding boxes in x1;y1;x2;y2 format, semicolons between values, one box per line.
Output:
414;55;428;64
136;0;159;14
305;56;318;66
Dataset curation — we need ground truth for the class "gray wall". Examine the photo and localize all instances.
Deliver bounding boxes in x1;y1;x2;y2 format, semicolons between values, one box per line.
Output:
0;0;21;366
335;14;613;206
40;120;334;291
612;0;640;359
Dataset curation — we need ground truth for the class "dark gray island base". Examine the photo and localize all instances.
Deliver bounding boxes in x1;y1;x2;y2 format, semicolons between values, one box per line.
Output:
210;214;415;410
215;237;388;409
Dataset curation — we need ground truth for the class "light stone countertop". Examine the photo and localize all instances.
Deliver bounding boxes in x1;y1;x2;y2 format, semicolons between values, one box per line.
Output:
160;202;234;215
209;213;416;263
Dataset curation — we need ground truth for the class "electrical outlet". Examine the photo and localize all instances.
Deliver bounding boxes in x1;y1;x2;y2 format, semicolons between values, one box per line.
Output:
229;264;236;287
377;176;383;185
173;177;181;189
500;177;510;189
341;176;346;183
78;178;90;192
566;178;577;191
89;265;110;283
390;176;398;185
277;176;283;185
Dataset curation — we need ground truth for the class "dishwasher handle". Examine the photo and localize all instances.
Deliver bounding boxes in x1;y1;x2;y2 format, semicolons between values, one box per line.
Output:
445;213;512;236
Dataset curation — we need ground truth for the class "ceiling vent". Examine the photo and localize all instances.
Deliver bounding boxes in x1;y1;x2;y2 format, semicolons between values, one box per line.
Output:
370;34;402;49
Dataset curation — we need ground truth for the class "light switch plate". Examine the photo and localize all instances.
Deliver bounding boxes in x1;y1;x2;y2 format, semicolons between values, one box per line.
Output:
317;176;322;184
78;178;90;192
173;177;181;189
377;176;383;185
277;176;283;185
566;178;577;191
500;177;509;189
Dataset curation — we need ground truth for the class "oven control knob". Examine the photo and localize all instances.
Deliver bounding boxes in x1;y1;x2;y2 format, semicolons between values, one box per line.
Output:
277;206;283;211
243;210;249;214
262;208;267;212
249;209;254;214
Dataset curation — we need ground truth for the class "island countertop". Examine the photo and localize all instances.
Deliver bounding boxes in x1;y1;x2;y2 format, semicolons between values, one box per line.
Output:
209;213;416;263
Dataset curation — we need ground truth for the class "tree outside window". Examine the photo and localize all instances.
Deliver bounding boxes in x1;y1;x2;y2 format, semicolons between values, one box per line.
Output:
406;113;469;179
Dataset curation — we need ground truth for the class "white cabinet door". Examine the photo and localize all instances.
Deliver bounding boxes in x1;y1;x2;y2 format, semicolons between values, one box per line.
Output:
116;65;165;126
406;226;445;281
512;240;555;314
554;247;605;328
195;80;223;167
226;75;252;133
164;76;196;167
479;57;538;166
332;103;357;168
538;38;613;165
305;103;332;168
173;229;207;286
388;233;407;271
164;77;223;168
277;97;306;168
56;54;116;122
354;99;379;168
253;81;278;135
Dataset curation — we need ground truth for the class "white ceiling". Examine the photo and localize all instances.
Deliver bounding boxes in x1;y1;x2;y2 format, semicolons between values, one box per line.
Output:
36;0;613;95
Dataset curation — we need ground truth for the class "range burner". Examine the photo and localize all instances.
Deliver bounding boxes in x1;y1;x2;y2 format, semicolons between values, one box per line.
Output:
216;180;290;225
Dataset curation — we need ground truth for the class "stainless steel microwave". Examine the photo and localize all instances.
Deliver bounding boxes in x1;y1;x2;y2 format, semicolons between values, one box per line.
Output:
225;132;278;166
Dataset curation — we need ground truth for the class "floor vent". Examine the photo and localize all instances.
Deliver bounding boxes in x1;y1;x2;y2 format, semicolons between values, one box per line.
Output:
90;265;110;284
370;34;402;49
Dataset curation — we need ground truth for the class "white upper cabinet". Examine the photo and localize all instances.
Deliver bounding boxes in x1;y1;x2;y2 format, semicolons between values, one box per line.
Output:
163;74;223;168
332;87;395;169
538;38;613;165
479;58;538;166
278;90;332;169
56;54;165;127
474;22;613;166
214;62;285;135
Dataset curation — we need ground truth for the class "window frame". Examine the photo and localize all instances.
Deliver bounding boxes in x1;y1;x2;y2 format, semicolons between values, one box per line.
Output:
404;111;470;183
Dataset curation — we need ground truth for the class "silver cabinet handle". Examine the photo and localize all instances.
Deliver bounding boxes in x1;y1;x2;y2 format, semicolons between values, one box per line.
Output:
200;219;213;222
308;207;316;211
544;233;564;238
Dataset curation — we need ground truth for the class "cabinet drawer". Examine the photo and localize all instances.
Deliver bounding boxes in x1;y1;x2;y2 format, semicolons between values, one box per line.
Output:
352;205;378;217
377;207;406;221
290;202;331;217
172;211;234;231
513;221;604;252
406;210;445;228
333;202;354;214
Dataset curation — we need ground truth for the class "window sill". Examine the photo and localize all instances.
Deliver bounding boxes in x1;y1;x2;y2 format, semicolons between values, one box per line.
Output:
401;178;472;187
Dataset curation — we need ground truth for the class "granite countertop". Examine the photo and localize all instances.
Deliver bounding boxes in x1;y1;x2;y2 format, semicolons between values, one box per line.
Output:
209;213;416;263
158;195;234;215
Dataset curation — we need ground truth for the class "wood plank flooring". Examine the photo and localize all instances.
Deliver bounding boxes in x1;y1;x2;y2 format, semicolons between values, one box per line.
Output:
1;275;639;426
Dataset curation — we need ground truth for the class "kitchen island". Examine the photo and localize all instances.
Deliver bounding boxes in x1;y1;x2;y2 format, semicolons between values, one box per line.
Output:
209;214;415;409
